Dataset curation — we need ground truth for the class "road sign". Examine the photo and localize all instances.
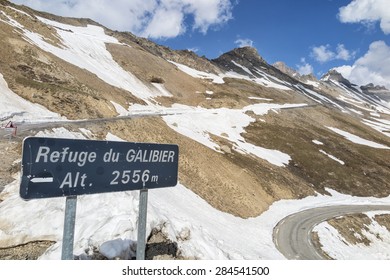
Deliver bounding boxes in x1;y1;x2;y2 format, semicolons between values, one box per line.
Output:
20;137;179;199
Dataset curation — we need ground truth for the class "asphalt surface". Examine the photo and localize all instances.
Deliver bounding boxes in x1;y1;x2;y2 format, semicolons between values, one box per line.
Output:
0;111;183;139
273;204;390;259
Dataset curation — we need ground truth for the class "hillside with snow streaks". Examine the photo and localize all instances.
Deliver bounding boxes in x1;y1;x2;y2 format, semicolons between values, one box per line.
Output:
1;3;390;260
327;127;390;149
0;73;63;122
1;12;159;102
161;103;307;166
314;211;390;259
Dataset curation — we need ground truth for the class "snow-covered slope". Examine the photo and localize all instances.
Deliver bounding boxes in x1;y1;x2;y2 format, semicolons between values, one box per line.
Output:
1;3;390;260
0;73;63;122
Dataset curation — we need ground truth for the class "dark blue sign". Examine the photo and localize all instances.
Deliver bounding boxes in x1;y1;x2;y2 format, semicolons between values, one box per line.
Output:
20;137;179;199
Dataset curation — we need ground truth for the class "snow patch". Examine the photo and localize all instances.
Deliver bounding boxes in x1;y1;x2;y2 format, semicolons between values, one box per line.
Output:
319;149;345;165
169;61;224;84
110;101;128;116
0;73;63;123
1;11;162;103
248;97;273;101
327;127;390;149
305;80;320;88
106;132;125;142
348;108;364;115
362;118;390;138
162;103;306;166
370;112;381;117
35;127;86;139
314;211;390;259
231;60;253;76
170;61;292;90
312;140;324;145
295;84;345;111
151;83;172;97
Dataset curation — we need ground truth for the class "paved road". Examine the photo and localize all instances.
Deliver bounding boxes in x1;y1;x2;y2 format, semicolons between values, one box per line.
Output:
273;205;390;259
0;111;182;139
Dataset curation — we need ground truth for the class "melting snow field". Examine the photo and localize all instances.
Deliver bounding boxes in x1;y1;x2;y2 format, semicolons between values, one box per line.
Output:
362;118;390;138
170;60;292;91
327;127;390;149
159;103;307;167
0;74;63;123
168;61;225;84
1;11;164;103
314;211;390;259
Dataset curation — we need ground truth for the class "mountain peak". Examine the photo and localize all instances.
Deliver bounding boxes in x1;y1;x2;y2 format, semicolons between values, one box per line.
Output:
321;69;352;87
233;46;262;58
273;61;300;78
213;46;265;64
361;83;388;91
211;46;267;77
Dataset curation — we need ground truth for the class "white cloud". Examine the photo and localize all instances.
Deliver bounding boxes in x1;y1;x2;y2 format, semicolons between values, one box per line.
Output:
184;0;233;34
187;47;199;53
336;44;355;60
296;58;313;75
10;0;233;39
142;7;186;38
311;45;335;63
333;65;353;79
311;44;355;63
339;0;390;34
234;38;254;48
334;41;390;88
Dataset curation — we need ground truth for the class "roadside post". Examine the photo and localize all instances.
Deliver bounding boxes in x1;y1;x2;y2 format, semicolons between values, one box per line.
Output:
136;189;148;260
20;137;179;260
4;121;17;140
62;196;77;260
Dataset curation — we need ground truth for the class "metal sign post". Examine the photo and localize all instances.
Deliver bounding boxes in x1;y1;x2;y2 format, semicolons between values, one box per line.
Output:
136;189;148;260
61;196;77;260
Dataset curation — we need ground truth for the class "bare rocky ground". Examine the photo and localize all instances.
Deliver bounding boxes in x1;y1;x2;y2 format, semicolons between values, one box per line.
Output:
0;241;55;260
0;229;182;260
0;133;50;260
311;232;333;260
311;213;390;259
0;139;21;199
327;213;390;246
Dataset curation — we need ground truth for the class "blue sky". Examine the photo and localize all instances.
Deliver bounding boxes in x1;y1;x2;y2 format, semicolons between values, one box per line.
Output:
154;1;364;73
10;0;390;87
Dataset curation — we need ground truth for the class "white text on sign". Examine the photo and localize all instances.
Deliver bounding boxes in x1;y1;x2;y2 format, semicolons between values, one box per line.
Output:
35;146;176;166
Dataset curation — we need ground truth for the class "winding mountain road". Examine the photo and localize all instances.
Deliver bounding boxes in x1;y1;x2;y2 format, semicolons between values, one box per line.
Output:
273;205;390;259
0;111;183;139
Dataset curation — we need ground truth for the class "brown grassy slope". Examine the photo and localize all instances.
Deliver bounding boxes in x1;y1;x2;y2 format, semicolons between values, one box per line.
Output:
245;106;390;197
327;213;390;246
